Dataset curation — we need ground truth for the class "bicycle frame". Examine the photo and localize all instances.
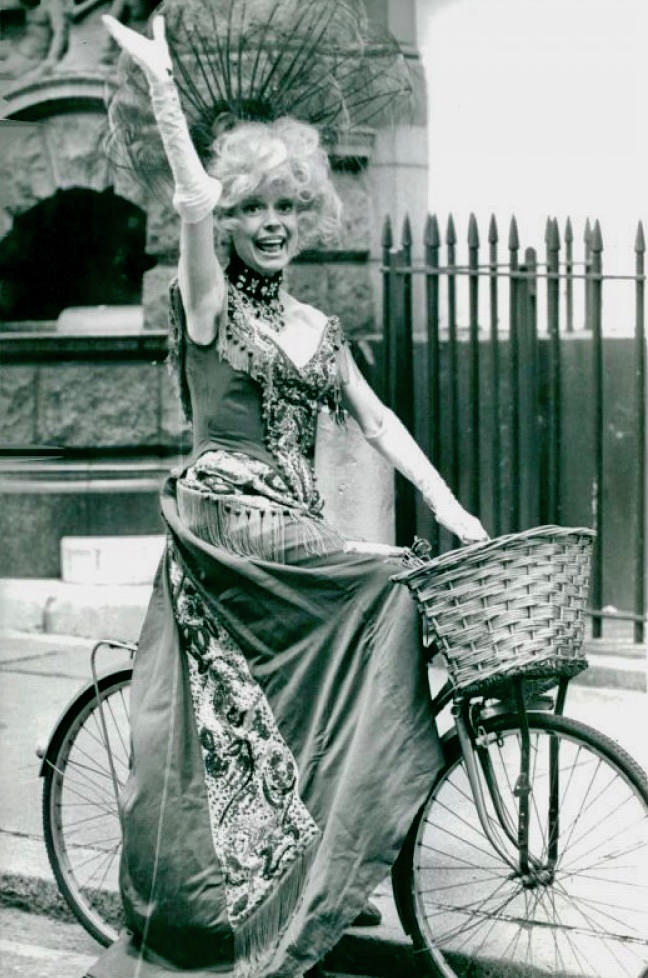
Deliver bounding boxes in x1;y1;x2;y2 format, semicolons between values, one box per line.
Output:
440;674;571;884
41;640;573;891
90;640;137;803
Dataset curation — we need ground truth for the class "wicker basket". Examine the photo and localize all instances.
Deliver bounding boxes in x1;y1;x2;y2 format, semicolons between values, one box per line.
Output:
394;525;595;697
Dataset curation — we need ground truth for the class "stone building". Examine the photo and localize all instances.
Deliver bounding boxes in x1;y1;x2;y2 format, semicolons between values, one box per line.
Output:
0;0;427;577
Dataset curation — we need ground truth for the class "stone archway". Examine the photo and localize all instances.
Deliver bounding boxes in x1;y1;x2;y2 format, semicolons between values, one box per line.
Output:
0;84;162;330
0;187;154;322
0;86;144;242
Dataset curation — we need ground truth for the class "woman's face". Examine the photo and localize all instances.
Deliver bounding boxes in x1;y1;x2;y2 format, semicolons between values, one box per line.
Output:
230;190;299;275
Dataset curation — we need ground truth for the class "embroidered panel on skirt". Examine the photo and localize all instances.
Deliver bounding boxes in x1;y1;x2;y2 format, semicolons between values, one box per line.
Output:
168;547;321;928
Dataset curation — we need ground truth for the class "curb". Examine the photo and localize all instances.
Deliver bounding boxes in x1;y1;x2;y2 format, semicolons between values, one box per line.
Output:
0;859;413;978
0;870;74;924
0;579;150;643
572;653;647;693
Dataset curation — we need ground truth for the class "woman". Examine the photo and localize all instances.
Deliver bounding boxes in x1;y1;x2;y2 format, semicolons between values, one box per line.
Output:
89;10;487;978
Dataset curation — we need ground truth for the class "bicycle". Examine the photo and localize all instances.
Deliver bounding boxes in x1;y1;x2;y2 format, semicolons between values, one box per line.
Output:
38;526;648;978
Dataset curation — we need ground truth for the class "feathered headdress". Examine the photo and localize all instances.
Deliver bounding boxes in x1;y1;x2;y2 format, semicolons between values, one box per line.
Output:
105;0;412;193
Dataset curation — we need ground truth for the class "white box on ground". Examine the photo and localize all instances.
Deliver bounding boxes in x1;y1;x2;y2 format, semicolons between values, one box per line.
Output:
61;535;165;585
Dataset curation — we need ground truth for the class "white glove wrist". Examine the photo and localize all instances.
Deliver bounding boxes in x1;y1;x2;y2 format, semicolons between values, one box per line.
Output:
365;407;488;542
364;408;457;514
148;76;222;224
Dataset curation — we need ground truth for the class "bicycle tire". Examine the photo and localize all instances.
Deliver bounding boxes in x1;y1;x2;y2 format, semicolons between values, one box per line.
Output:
42;668;132;947
392;712;648;978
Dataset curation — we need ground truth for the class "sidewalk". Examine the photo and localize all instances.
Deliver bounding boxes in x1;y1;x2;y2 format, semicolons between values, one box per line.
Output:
1;627;647;976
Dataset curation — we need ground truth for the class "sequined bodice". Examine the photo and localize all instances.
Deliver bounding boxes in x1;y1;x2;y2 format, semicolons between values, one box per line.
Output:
173;278;345;515
217;285;344;513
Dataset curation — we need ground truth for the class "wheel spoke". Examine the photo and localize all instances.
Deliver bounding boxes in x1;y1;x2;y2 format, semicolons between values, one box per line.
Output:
430;796;499;843
60;748;116;783
551;879;639;976
418;872;509;895
561;837;648;878
104;693;130;764
558;810;646;872
431;882;523;948
552;882;647;937
409;716;648;978
555;755;603;869
57;779;117;813
418;842;501;870
43;678;131;946
78;841;121;890
59;810;116;831
425;820;508;864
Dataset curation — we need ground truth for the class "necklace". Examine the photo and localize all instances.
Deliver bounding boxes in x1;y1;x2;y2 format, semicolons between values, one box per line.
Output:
226;252;285;333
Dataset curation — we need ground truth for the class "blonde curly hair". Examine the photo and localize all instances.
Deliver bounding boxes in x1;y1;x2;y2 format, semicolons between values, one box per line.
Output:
207;116;342;250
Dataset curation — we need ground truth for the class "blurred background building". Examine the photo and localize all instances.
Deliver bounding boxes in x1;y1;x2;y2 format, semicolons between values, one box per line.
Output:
0;0;645;646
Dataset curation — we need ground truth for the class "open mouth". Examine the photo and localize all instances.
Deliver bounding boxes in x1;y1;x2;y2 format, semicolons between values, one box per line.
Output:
255;238;286;256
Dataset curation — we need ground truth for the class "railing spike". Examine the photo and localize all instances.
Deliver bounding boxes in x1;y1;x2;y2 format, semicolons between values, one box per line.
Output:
592;219;603;251
544;217;553;245
565;217;573;243
635;220;646;253
488;213;498;244
425;213;440;247
381;215;393;249
446;213;456;245
584;218;592;244
508;215;519;249
549;217;560;249
467;212;479;247
401;214;413;248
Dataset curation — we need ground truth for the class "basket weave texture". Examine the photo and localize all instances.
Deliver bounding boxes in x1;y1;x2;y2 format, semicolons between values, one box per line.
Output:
395;525;595;695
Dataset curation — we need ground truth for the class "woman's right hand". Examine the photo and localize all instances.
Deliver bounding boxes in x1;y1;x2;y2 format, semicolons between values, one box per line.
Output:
102;14;172;85
433;499;489;545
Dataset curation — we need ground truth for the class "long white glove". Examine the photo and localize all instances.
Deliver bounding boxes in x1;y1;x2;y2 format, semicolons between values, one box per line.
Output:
103;14;222;223
365;408;488;544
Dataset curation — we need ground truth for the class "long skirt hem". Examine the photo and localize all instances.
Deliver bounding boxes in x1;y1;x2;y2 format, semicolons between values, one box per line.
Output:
86;475;443;978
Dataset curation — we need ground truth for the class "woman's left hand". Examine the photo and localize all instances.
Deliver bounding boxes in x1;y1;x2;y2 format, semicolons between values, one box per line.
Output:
433;500;489;545
102;14;172;84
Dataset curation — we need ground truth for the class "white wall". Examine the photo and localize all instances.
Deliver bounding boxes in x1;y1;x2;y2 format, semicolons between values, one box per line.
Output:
415;0;647;331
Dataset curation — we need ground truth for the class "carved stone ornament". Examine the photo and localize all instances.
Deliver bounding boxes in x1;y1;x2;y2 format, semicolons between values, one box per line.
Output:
0;1;159;84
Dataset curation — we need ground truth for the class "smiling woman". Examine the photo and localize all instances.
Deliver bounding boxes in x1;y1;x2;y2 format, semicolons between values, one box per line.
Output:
229;193;299;274
85;5;488;978
213;117;343;252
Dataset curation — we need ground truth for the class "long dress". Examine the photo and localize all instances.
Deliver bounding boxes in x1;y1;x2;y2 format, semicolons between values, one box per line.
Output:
87;276;444;978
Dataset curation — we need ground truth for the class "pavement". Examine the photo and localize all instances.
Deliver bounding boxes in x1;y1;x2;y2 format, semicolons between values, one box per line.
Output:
0;579;646;976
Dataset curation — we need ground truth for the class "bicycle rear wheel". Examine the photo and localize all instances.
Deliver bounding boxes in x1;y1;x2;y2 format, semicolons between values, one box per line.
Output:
42;669;132;946
393;712;648;978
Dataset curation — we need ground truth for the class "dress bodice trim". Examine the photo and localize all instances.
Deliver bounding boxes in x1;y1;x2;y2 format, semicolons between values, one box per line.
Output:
168;278;346;515
218;283;345;513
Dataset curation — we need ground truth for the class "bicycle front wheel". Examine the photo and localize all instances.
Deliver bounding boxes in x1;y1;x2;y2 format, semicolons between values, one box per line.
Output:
42;669;132;946
393;712;648;978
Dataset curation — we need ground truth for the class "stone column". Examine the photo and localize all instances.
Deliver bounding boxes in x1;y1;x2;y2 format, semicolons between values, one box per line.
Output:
315;0;429;543
365;0;429;259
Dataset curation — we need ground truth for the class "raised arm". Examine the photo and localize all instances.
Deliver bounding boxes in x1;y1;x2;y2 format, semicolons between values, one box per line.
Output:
102;15;224;343
336;346;488;544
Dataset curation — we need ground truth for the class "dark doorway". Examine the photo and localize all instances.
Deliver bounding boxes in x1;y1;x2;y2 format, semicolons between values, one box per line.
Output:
0;188;155;322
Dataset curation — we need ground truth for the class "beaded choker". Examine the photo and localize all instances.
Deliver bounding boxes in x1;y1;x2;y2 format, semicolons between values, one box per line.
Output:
226;252;285;333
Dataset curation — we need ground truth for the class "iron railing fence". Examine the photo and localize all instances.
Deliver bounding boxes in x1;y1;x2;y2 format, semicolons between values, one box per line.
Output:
382;213;646;643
